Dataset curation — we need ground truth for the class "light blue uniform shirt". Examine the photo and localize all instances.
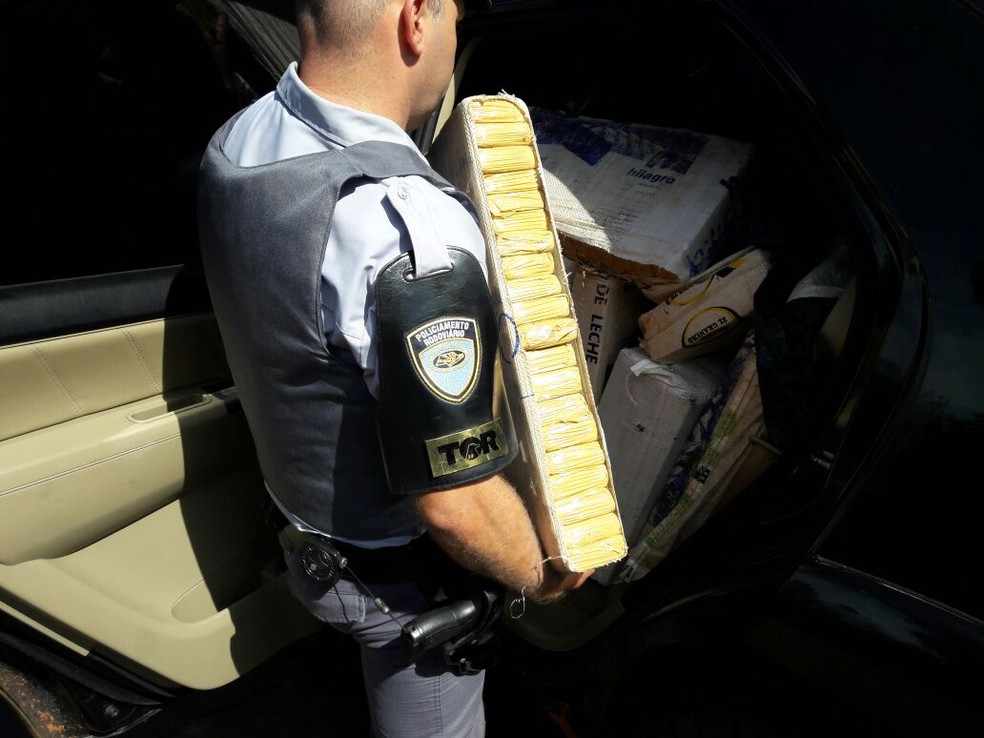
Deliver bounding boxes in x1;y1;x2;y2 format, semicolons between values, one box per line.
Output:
222;63;488;546
222;61;487;399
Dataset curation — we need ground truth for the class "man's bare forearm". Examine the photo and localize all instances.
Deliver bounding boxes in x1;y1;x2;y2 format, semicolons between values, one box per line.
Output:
415;474;591;603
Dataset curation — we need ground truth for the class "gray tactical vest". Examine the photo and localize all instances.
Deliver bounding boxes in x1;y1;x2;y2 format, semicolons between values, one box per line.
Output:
197;111;466;540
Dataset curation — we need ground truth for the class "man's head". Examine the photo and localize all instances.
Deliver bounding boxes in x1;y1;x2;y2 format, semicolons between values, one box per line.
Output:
295;0;465;131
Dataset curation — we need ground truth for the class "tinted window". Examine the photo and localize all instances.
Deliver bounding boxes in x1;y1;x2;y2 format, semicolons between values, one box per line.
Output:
0;0;248;286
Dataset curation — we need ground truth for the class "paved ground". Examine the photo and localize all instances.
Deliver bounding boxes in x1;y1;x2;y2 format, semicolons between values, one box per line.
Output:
124;626;569;737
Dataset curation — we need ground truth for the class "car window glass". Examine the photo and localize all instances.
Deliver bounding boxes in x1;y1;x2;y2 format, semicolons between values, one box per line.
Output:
0;0;246;287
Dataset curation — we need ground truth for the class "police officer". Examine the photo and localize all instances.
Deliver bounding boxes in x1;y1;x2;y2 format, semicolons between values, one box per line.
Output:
197;1;591;735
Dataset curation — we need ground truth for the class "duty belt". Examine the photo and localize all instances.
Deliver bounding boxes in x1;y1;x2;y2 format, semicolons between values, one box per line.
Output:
269;499;436;584
266;495;501;672
332;535;438;583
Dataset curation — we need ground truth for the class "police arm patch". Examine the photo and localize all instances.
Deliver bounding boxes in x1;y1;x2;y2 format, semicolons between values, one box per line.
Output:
407;316;481;403
374;248;518;493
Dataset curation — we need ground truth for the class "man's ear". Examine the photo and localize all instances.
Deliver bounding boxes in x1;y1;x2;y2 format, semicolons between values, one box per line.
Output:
399;0;428;57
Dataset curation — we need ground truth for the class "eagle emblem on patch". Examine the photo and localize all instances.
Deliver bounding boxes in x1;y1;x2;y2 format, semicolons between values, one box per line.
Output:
407;317;480;403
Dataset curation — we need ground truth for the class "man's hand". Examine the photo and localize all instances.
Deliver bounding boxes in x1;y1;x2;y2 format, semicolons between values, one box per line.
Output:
532;566;595;604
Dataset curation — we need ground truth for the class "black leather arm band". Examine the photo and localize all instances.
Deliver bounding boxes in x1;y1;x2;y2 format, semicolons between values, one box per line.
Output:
374;247;517;494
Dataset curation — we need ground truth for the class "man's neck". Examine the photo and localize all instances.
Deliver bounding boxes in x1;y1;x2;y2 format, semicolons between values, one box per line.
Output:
299;53;413;131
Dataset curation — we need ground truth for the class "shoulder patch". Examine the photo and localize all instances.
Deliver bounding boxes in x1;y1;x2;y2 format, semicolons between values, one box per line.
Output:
406;316;481;403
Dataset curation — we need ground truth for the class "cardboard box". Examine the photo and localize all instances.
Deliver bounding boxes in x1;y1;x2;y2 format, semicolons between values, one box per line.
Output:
529;107;754;290
570;266;652;403
428;94;628;574
639;247;771;363
618;333;779;583
592;347;727;585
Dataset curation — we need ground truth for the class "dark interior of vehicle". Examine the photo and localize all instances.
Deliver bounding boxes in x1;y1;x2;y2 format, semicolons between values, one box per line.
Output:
4;2;939;732
6;2;984;737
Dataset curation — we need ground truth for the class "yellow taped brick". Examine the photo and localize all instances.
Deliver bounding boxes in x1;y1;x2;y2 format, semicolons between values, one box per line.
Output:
491;208;550;235
483;170;540;194
524;343;577;374
565;512;623;544
529;365;583;401
501;252;555;279
530;366;583;400
561;529;627;570
548;464;610;499
510;294;571;326
477;145;536;174
554;488;617;525
505;273;563;303
473;121;534;147
517;317;579;351
495;230;556;256
487;190;546;218
540;409;599;453
470;98;527;123
544;441;606;476
536;392;588;426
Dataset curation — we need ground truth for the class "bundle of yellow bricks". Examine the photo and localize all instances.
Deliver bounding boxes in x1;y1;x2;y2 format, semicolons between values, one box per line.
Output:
429;94;627;574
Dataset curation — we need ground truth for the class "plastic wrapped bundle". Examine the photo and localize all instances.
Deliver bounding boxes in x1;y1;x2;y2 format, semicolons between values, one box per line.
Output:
506;273;564;302
529;364;583;401
428;94;627;574
495;230;556;257
545;441;606;476
510;294;571;325
501;251;555;278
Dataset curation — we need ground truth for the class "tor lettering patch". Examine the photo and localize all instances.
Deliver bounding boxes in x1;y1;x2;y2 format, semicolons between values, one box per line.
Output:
407;317;480;403
426;419;510;477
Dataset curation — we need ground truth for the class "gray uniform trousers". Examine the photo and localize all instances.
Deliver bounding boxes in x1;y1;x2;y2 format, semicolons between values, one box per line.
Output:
283;539;486;738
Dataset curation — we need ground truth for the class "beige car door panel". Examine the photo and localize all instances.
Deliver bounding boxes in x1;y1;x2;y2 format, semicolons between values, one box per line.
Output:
0;313;320;690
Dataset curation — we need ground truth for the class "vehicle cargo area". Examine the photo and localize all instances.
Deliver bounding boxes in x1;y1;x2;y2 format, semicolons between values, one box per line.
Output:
441;3;864;649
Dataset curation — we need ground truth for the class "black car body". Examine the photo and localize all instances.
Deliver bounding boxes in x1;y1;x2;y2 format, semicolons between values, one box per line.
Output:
1;0;982;736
